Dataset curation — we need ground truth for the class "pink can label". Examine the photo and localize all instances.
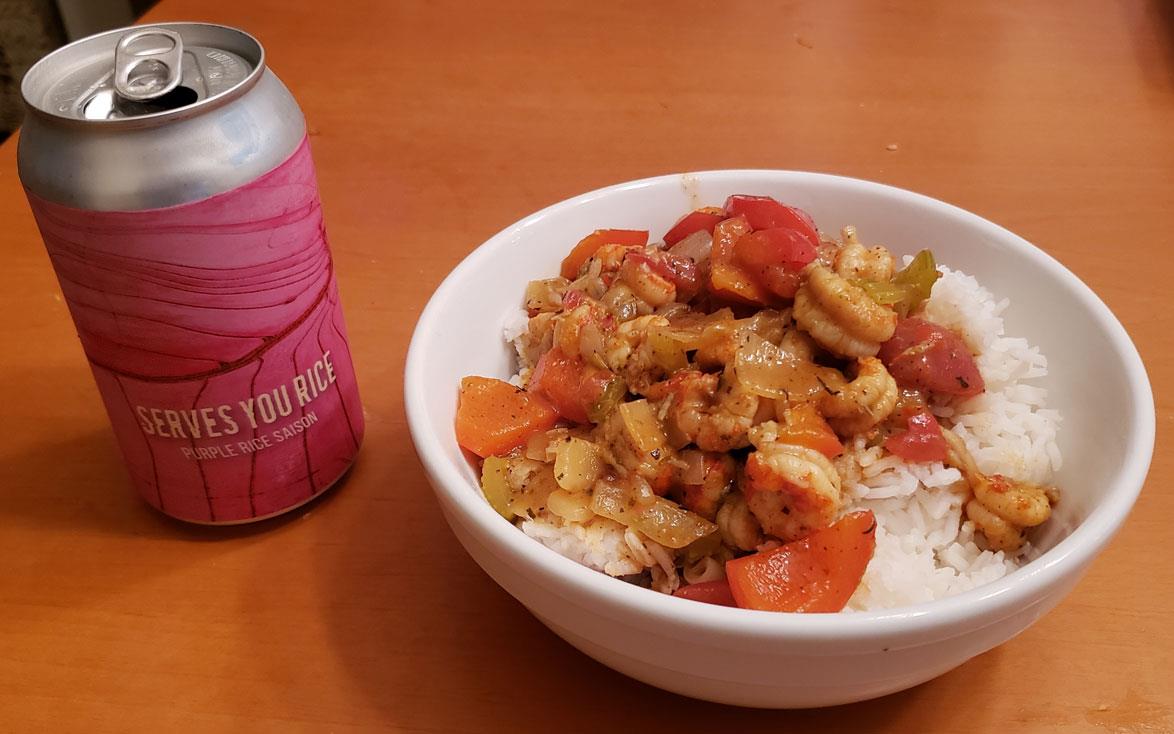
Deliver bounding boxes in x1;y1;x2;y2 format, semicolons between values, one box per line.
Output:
27;136;364;523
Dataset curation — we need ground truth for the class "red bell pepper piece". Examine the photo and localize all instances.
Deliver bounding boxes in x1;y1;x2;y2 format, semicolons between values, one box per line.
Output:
673;579;738;607
663;206;726;246
733;227;819;299
707;216;779;306
723;195;819;248
726;510;877;613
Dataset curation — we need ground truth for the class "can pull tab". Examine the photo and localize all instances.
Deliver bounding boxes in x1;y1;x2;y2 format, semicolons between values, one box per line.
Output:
113;28;184;101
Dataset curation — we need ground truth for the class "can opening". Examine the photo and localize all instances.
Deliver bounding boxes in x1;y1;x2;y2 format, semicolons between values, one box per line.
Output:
119;85;199;115
81;85;199;119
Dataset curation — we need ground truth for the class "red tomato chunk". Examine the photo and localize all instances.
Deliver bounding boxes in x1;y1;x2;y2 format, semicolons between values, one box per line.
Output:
879;317;985;397
529;347;615;424
884;410;948;462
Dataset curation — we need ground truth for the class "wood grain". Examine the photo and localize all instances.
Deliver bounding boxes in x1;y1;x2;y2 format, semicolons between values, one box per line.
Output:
1;0;1171;731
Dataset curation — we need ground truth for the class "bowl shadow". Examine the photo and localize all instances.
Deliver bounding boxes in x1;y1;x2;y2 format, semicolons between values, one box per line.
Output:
0;426;349;543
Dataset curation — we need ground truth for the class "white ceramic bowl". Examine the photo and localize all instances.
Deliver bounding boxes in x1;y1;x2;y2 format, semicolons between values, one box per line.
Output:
404;171;1154;708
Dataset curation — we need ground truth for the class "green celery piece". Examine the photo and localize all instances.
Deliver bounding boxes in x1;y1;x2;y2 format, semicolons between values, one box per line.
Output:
891;249;941;315
480;456;514;519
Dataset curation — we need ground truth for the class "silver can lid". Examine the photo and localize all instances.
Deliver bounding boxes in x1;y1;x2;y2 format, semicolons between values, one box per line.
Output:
21;22;265;126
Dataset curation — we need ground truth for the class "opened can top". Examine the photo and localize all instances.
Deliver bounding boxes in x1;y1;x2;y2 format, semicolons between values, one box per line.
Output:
22;22;264;126
18;21;304;210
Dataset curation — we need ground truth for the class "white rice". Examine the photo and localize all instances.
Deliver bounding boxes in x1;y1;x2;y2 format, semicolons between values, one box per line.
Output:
503;265;1062;611
521;514;648;577
841;265;1061;610
503;309;531;388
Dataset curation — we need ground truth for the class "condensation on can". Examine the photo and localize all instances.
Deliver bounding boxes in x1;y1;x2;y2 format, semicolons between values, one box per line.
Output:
19;23;364;524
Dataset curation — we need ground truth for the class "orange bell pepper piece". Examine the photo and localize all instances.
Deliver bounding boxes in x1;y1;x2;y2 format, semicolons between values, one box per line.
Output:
559;229;649;280
726;510;877;613
455;376;559;458
775;402;844;458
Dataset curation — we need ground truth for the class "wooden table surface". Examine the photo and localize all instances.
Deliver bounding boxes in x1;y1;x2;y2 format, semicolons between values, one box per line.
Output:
2;1;1172;731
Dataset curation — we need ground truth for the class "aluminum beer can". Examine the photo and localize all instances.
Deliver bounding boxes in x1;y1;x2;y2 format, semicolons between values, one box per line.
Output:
19;23;364;523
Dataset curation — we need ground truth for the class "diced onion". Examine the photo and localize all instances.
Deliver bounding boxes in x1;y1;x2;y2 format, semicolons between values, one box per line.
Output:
506;459;559;517
591;480;717;549
680;449;706;485
664;308;734;351
746;309;788;344
547;488;596;522
524;277;569;313
480;457;513;519
578;321;608;368
647;325;689;373
629;474;657;508
525;432;549;461
667;230;713;264
654;302;691;320
734;332;829;400
617;400;668;455
682;555;725;585
553;437;604;493
525;428;565;461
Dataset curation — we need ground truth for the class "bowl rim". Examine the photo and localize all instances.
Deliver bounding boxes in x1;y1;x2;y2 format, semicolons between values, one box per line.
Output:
405;169;1155;642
